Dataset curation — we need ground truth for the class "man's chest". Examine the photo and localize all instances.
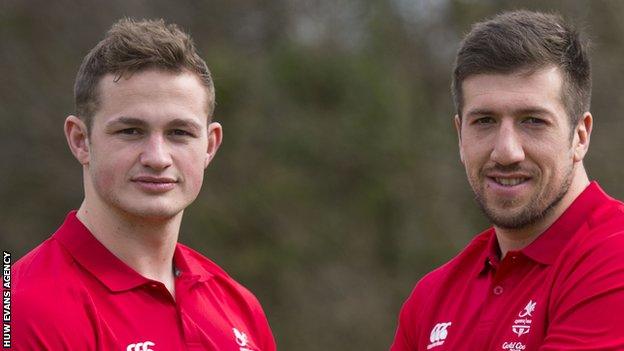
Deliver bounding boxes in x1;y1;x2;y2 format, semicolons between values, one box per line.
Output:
416;263;553;351
85;285;264;351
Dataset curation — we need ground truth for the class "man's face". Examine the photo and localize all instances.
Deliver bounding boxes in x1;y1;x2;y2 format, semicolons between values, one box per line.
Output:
456;66;579;229
84;69;218;220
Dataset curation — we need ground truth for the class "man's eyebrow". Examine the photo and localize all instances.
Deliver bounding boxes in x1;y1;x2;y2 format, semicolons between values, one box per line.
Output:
105;116;147;127
104;117;203;130
167;118;202;131
464;108;496;117
513;107;552;117
464;107;553;117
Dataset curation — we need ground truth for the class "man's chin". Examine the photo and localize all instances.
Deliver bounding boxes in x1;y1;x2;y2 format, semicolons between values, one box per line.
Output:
119;205;183;222
477;198;537;230
482;202;553;229
488;213;533;230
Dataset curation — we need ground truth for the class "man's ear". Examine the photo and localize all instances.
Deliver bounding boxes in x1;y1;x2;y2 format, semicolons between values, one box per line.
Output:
454;114;464;164
65;115;90;165
573;112;593;163
204;121;223;168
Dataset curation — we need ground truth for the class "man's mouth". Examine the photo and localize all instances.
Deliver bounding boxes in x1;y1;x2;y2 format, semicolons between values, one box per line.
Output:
131;176;178;193
132;176;177;184
493;177;529;187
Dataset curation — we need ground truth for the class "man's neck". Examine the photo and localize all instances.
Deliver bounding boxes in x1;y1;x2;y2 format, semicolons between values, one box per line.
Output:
76;200;182;297
494;168;590;258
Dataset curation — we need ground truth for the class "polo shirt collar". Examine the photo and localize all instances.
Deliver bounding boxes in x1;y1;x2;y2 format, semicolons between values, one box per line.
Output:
521;181;607;265
54;211;212;292
172;245;213;283
480;228;500;275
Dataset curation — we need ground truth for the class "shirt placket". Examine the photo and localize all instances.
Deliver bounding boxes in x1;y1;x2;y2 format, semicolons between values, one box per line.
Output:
175;271;218;351
471;253;520;349
137;278;187;350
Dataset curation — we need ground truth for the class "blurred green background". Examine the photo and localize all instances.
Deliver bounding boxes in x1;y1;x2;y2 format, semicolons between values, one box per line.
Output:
2;0;624;349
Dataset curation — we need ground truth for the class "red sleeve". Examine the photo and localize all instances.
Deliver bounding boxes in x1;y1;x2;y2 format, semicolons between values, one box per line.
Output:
539;231;624;350
11;253;98;351
255;304;276;351
235;282;277;351
390;286;422;351
12;284;97;350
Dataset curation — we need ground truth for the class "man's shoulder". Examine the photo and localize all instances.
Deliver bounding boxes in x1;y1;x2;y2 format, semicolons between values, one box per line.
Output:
586;195;624;233
568;195;624;256
409;229;493;299
13;238;97;349
548;194;624;297
421;229;491;281
176;243;275;350
14;236;90;308
540;195;624;345
395;229;493;337
177;243;232;279
176;243;263;305
14;236;76;289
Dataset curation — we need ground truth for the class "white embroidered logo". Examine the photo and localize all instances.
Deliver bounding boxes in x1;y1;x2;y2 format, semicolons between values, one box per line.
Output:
126;341;155;351
233;328;253;351
512;300;536;337
502;341;526;350
427;322;452;349
518;300;536;318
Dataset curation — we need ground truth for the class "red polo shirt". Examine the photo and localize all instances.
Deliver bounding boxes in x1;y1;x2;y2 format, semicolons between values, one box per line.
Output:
391;182;624;351
12;211;276;351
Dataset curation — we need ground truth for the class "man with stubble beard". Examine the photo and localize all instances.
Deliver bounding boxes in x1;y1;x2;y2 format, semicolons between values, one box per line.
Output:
390;10;624;351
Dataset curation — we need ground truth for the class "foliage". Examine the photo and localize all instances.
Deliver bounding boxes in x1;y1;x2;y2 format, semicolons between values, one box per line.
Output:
2;1;624;349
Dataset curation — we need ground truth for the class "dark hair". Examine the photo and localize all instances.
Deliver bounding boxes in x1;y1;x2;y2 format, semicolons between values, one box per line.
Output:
452;10;591;124
74;18;214;128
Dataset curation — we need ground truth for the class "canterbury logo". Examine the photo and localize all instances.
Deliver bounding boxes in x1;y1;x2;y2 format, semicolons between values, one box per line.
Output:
126;341;155;351
427;322;452;350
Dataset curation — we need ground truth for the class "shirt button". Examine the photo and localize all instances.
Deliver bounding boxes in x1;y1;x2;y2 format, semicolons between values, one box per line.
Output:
493;285;504;295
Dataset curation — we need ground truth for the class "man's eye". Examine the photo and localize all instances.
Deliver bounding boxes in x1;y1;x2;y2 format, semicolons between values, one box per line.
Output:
523;117;545;125
475;117;495;124
171;129;193;137
118;128;141;135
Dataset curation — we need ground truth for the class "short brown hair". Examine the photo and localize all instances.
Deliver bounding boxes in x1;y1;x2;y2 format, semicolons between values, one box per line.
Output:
452;10;591;125
74;18;214;128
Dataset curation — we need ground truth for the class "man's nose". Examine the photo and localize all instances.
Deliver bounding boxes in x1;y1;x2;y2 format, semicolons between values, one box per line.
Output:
139;134;172;170
490;121;525;165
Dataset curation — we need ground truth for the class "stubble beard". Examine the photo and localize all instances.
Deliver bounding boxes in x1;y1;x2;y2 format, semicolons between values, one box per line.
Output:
472;164;574;230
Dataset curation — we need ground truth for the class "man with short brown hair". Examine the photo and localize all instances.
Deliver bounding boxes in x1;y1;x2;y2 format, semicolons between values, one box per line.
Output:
13;18;276;350
391;10;624;350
